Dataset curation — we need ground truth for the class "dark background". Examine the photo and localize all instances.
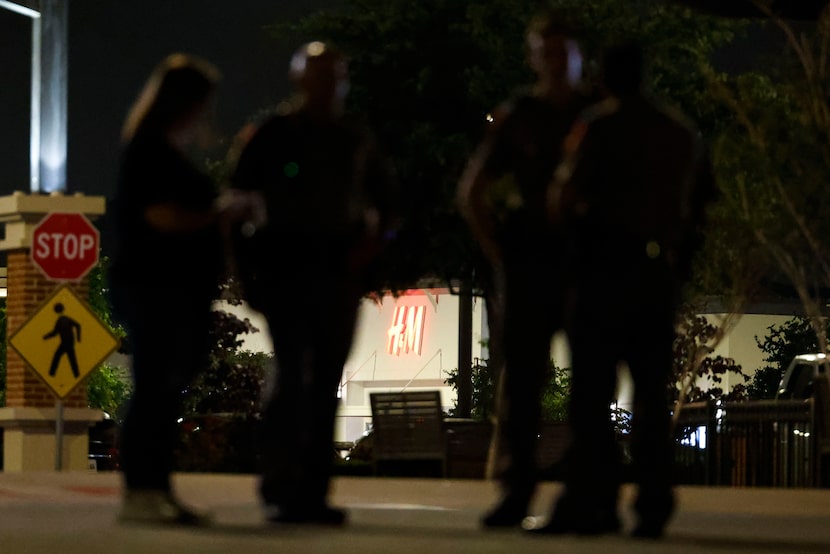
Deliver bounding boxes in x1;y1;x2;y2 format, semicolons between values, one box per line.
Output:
0;1;340;254
0;1;791;256
0;1;789;196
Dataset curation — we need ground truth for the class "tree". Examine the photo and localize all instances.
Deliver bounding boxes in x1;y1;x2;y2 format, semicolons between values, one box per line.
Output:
181;291;271;418
272;0;741;293
444;357;497;420
704;5;830;357
749;316;826;398
84;258;135;421
83;260;271;421
86;362;132;422
444;356;571;421
272;0;746;415
175;296;271;473
672;304;750;405
675;0;828;20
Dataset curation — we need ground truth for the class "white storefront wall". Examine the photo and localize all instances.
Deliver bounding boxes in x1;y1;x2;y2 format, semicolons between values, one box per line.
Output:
216;296;802;444
335;289;485;443
215;289;488;443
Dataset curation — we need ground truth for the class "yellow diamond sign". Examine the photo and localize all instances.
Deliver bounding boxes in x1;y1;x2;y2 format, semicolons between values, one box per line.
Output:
9;285;120;399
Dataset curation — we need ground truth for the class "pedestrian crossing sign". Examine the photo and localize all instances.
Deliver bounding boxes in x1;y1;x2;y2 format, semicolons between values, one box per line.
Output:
9;284;120;399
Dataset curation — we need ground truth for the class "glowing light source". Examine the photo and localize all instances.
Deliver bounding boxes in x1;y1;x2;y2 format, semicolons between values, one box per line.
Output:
386;305;426;356
0;0;39;18
1;0;68;192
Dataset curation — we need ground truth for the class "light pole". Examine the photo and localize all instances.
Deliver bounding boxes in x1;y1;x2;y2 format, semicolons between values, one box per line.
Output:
0;0;67;193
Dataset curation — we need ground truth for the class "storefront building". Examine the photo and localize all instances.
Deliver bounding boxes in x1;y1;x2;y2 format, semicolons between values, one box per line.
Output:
221;291;801;444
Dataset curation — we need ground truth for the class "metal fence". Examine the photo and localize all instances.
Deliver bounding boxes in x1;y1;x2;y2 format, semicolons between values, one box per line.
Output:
673;399;816;487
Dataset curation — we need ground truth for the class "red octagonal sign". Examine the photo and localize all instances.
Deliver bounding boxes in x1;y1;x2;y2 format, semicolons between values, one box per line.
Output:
31;212;100;281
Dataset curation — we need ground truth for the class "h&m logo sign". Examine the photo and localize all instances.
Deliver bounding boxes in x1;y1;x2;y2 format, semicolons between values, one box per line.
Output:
386;305;425;356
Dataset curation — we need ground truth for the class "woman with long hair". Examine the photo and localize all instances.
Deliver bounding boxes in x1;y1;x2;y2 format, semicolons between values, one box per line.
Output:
111;53;224;526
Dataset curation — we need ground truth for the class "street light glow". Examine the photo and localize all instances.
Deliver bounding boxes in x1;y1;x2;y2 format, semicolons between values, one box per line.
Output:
1;0;68;192
0;0;39;18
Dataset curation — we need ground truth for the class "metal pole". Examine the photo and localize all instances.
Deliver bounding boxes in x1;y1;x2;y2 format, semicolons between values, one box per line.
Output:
0;0;68;192
0;1;43;191
30;12;41;191
456;288;473;418
38;0;68;192
55;398;64;470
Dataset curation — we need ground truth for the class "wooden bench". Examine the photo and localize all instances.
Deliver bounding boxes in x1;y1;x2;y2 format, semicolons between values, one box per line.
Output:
369;391;447;477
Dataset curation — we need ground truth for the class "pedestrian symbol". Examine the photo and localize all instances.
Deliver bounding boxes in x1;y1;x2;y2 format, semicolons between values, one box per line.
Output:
43;302;82;378
10;285;120;399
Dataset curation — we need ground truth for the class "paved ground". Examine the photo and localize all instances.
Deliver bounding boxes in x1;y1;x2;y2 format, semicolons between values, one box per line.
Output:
2;472;830;553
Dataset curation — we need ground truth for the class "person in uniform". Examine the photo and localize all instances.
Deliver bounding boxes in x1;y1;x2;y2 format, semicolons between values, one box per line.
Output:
230;41;397;526
542;41;716;538
457;14;593;528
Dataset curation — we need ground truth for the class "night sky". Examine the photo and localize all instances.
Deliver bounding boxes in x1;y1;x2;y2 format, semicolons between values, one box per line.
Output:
0;1;790;257
0;0;340;201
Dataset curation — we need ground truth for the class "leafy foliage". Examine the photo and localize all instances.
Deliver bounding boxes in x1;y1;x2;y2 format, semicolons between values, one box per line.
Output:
181;309;271;416
84;257;131;418
270;0;741;293
673;304;750;403
749;316;826;399
444;357;497;420
270;0;748;411
444;356;571;422
84;257;271;421
86;362;132;423
705;11;830;351
446;305;750;423
540;364;572;423
86;257;126;339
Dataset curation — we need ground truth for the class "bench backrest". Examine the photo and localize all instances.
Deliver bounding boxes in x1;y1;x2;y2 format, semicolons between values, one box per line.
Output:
370;391;446;461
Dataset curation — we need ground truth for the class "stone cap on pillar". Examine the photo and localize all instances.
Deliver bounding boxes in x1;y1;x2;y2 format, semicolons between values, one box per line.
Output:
0;191;106;251
0;406;105;429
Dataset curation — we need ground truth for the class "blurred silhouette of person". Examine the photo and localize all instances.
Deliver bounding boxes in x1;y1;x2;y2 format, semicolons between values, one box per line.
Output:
541;41;715;538
44;302;81;378
111;53;230;526
230;41;397;526
456;14;594;528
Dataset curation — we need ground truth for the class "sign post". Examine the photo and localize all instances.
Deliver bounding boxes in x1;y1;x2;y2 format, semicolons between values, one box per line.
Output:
9;285;119;468
14;211;110;468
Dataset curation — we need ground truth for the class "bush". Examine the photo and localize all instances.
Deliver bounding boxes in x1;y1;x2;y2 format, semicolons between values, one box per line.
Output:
749;316;826;399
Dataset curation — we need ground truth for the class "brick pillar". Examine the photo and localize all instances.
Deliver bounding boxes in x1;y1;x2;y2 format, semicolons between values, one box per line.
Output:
0;192;107;471
5;250;89;408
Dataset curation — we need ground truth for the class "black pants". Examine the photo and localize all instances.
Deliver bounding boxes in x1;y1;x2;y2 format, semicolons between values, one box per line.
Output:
258;276;361;509
116;287;213;492
563;253;677;517
496;252;565;499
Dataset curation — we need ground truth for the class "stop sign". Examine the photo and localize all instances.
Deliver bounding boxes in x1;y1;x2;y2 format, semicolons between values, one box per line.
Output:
31;212;100;281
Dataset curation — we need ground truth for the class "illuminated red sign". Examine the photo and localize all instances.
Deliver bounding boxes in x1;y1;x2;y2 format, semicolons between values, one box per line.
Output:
386;305;425;356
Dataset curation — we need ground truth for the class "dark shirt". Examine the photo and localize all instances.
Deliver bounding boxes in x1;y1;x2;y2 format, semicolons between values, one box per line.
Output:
231;110;393;290
562;95;714;267
481;91;593;243
111;133;223;294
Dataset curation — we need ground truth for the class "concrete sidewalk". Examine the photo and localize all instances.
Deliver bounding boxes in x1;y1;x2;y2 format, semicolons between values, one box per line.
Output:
2;472;830;553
